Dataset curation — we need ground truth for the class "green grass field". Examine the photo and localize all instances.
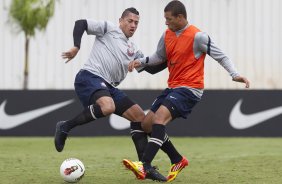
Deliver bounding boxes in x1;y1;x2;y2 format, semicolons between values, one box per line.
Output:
0;137;282;184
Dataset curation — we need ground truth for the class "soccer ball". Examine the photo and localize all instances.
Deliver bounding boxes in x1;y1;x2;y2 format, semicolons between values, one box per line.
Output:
60;158;85;183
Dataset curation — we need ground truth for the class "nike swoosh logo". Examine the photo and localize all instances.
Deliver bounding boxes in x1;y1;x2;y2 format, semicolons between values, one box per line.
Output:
169;96;177;100
0;99;74;130
229;99;282;129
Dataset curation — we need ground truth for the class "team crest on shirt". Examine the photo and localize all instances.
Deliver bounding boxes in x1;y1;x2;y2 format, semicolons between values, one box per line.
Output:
127;42;135;57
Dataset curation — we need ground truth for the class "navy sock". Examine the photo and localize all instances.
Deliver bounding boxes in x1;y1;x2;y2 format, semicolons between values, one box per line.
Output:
142;124;166;165
62;104;104;132
160;134;183;164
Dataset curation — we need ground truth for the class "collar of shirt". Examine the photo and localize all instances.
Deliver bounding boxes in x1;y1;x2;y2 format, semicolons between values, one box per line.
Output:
175;23;190;36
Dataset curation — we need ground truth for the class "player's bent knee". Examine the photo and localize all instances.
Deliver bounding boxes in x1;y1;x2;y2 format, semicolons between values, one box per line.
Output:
153;112;170;125
96;96;116;116
101;103;116;115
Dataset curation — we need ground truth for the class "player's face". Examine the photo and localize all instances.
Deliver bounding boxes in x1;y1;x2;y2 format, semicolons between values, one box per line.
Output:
119;13;139;38
164;11;182;32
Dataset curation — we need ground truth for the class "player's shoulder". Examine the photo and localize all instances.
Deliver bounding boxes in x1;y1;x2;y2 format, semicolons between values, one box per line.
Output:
103;21;120;33
104;21;115;28
86;19;116;29
195;31;209;44
195;31;208;39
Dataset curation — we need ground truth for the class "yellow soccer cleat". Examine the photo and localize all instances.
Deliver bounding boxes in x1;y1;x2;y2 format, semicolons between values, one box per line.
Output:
123;159;167;182
122;159;146;180
167;157;189;182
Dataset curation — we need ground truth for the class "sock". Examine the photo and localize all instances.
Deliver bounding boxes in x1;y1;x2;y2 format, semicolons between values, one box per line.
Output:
62;104;104;132
142;124;166;166
160;133;183;164
130;122;148;161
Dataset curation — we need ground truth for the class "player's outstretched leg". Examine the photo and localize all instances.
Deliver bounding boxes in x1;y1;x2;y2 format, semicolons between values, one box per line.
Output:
54;121;68;152
166;156;189;182
122;159;167;182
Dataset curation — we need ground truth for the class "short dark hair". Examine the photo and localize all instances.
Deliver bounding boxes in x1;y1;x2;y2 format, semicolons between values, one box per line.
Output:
164;0;187;19
121;7;139;18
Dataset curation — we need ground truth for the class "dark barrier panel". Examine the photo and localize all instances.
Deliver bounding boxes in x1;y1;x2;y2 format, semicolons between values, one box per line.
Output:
0;90;281;136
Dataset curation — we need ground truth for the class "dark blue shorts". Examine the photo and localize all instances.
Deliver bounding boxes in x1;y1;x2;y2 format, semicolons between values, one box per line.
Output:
74;70;127;108
151;88;201;119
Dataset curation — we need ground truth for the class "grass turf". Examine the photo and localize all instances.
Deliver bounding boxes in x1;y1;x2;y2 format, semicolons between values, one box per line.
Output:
0;137;281;184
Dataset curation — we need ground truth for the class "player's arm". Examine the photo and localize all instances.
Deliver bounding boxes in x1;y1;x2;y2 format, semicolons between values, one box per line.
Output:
129;33;167;73
195;32;250;88
62;19;108;63
62;19;88;63
141;61;167;74
133;50;167;74
128;52;166;73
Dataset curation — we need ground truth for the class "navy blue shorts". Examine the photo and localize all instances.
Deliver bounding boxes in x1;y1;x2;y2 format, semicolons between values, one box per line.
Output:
74;70;127;108
151;88;201;119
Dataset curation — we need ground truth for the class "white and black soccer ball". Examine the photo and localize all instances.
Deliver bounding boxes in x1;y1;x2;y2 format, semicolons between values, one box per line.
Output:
60;158;85;183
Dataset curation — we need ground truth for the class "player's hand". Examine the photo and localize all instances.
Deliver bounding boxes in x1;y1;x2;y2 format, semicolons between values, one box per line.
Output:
128;60;141;72
233;76;250;88
62;47;79;63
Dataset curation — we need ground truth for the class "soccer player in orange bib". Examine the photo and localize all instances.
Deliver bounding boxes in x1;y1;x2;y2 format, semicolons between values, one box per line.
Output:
123;0;250;182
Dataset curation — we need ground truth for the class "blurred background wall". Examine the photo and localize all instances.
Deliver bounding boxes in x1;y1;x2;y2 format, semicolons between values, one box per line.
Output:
0;0;281;90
